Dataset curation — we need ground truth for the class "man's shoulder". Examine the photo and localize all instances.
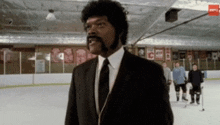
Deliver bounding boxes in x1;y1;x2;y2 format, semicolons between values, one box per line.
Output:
126;52;162;70
173;68;178;71
73;58;97;71
173;68;181;74
197;69;202;72
165;67;171;72
126;52;156;64
180;66;185;70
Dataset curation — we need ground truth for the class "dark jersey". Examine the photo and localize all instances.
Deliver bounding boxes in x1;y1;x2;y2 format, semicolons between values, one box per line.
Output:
188;70;203;86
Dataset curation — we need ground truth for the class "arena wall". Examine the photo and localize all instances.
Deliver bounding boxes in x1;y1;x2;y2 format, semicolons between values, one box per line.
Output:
0;71;220;86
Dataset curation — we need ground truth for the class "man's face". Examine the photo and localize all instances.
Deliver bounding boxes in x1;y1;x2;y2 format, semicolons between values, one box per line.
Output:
162;63;167;68
85;16;116;56
175;63;180;67
193;65;197;71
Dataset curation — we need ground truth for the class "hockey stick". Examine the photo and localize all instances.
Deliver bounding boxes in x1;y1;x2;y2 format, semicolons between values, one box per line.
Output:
184;83;190;108
200;72;207;111
200;87;205;111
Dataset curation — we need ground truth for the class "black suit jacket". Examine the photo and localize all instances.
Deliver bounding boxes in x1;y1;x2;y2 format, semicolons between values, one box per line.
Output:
65;50;173;125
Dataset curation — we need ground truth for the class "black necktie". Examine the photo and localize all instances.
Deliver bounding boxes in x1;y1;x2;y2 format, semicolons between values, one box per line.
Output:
99;58;109;111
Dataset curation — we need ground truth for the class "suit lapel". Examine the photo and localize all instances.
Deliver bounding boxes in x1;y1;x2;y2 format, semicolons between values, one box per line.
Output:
111;51;133;94
101;51;134;116
85;58;99;119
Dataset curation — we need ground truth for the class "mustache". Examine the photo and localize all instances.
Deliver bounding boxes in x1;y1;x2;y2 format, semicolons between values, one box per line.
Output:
87;35;103;43
86;35;108;52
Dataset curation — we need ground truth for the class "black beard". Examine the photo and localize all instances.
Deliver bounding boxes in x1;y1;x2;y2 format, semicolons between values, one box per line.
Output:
110;34;119;50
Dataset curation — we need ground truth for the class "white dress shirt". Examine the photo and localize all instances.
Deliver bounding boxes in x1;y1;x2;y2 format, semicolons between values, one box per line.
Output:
94;47;125;114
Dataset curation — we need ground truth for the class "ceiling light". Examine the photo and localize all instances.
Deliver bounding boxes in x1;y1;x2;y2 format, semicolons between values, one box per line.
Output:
165;8;181;22
46;9;56;21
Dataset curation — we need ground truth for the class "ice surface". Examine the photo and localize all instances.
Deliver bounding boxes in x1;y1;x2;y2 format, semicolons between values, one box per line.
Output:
0;80;220;125
170;80;220;125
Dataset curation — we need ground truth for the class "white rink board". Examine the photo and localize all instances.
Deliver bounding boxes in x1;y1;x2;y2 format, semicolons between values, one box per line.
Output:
0;74;72;86
0;70;219;86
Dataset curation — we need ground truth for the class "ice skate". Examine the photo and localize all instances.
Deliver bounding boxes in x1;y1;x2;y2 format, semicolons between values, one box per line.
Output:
190;95;195;104
176;92;180;102
182;97;188;101
177;97;179;101
196;94;200;105
190;101;194;104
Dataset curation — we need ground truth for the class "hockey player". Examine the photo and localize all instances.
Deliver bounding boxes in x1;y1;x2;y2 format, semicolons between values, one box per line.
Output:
188;63;204;104
162;61;172;93
173;61;188;101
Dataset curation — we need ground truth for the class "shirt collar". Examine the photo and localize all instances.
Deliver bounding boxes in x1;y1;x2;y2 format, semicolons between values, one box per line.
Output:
98;47;125;70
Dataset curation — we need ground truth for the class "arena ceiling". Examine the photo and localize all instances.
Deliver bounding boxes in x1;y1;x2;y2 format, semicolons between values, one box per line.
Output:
0;0;220;50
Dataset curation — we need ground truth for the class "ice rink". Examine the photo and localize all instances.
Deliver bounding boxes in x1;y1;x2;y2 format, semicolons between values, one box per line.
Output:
1;80;220;125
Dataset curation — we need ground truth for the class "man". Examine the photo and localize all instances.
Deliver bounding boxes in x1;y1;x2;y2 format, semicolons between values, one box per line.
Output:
65;1;173;125
188;64;204;104
162;61;172;93
173;61;188;101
